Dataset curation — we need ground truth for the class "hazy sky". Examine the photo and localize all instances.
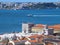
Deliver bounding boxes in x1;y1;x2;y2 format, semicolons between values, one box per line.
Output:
0;0;60;2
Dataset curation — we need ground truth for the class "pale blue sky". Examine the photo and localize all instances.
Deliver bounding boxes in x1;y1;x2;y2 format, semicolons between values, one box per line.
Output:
0;0;60;2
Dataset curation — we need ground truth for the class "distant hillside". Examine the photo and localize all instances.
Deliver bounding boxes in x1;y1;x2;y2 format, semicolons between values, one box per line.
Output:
0;2;60;9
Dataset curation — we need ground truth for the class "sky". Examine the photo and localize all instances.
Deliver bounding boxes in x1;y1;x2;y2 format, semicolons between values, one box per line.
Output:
0;0;60;2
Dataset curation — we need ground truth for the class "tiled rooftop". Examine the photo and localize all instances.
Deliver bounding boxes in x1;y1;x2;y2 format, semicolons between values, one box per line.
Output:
33;24;60;30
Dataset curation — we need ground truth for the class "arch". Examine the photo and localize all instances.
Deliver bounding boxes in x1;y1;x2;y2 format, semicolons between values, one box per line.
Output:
8;41;15;45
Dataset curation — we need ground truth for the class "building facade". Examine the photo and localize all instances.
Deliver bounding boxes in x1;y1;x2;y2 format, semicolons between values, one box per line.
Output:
22;23;34;33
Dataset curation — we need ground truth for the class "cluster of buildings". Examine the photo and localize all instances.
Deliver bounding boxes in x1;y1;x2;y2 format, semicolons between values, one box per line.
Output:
0;2;35;9
0;2;60;10
0;23;60;45
22;23;60;35
22;23;54;35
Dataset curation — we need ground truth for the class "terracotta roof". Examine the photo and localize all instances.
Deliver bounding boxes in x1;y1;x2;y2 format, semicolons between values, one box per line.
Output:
48;26;60;29
29;40;37;43
33;24;60;30
35;24;44;28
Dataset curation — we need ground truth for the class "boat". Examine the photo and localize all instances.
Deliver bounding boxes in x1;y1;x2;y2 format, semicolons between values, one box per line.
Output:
27;14;32;17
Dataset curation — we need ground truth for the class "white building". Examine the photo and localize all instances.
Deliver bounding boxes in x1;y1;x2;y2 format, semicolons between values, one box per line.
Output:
22;23;34;33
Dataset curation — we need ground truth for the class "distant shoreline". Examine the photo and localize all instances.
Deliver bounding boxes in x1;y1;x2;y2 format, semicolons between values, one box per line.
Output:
0;8;59;10
0;2;60;10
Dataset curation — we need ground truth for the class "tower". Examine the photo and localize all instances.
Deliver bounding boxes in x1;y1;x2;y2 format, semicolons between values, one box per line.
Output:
22;23;34;33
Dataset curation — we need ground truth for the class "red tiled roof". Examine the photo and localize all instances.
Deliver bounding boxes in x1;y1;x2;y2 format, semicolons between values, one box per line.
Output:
29;40;37;43
33;24;60;30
